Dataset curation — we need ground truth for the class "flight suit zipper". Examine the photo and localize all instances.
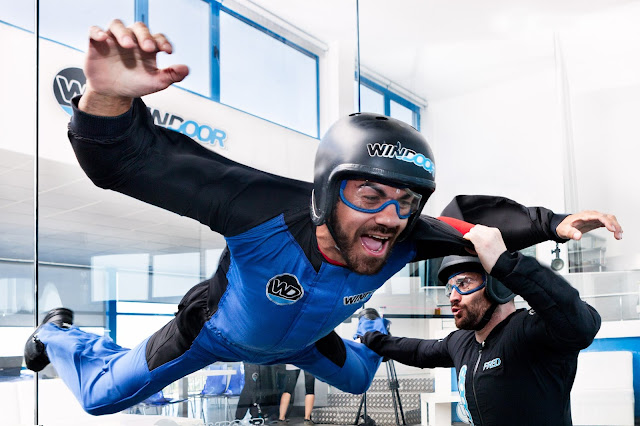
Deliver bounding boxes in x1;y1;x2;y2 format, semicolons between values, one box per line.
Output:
472;341;485;426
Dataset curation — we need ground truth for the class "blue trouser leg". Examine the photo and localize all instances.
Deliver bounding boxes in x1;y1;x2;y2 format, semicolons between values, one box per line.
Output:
290;338;383;395
37;323;216;415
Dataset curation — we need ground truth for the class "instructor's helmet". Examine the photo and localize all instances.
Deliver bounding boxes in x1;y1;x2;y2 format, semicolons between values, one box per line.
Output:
311;112;436;239
437;255;515;304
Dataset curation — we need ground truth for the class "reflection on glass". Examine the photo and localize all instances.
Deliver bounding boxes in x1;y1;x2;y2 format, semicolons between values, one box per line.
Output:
92;254;150;301
152;252;201;298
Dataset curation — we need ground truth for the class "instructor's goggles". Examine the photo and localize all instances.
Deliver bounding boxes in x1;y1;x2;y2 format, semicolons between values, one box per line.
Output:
339;180;422;219
445;273;487;297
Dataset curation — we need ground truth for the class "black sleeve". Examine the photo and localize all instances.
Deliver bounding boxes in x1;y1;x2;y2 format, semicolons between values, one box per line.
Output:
441;195;568;251
491;251;601;351
410;215;473;259
67;97;312;237
411;195;569;261
362;331;454;368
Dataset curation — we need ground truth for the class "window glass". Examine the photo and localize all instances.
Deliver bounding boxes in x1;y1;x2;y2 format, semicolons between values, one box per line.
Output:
355;79;420;128
356;82;384;114
39;0;134;51
390;100;415;127
149;0;211;97
220;10;318;137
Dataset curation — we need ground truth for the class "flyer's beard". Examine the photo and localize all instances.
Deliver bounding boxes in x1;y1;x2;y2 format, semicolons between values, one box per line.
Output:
329;212;397;275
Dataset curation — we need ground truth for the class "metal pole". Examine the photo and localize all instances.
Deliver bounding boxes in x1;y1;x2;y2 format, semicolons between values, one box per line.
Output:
33;0;41;424
355;0;361;112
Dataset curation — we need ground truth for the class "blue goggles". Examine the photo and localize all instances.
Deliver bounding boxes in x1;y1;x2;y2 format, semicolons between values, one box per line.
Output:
445;272;487;297
339;180;422;219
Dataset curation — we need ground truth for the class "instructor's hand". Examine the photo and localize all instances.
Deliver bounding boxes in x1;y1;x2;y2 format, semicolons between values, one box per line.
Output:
556;210;623;241
79;19;189;116
462;225;507;274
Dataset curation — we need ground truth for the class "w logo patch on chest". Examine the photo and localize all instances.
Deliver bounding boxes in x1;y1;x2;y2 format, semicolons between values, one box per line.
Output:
266;274;304;305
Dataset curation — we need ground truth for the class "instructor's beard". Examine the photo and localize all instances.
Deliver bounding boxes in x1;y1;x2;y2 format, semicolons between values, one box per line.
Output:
329;210;396;275
453;296;492;330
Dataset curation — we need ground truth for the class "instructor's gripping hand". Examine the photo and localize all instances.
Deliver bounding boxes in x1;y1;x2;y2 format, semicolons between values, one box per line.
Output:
556;210;623;241
79;19;189;116
462;225;507;274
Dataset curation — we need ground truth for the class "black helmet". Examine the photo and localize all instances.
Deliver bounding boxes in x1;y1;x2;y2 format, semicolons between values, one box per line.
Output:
438;255;514;304
311;112;436;237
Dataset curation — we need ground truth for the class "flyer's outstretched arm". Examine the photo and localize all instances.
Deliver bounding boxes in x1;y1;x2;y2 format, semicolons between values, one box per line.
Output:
79;19;189;116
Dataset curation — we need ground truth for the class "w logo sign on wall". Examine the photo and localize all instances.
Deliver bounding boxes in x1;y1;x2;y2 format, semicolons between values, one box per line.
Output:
266;273;304;305
53;67;86;115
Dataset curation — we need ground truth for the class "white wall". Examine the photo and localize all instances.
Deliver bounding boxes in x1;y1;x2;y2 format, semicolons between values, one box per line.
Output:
420;4;639;269
425;66;564;214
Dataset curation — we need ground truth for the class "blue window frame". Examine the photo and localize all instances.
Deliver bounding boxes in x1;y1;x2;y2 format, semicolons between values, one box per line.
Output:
139;0;320;138
356;75;421;130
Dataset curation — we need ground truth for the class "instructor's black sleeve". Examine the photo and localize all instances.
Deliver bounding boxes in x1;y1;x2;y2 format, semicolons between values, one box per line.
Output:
362;331;454;369
441;195;568;251
411;195;569;260
491;251;601;351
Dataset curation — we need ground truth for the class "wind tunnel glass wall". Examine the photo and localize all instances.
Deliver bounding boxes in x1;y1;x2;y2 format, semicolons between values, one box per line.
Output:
3;0;640;424
0;0;324;424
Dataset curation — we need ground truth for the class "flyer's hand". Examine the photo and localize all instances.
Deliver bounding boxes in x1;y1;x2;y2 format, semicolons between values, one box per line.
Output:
79;19;189;116
556;210;623;241
462;225;507;274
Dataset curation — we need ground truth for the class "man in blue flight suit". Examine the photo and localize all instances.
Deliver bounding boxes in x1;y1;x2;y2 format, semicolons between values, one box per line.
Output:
24;20;622;415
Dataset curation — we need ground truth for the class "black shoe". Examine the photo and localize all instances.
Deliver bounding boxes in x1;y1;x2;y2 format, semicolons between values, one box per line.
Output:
24;308;74;372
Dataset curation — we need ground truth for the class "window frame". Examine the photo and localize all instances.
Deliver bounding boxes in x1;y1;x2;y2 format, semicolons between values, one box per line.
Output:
137;0;321;138
358;75;421;130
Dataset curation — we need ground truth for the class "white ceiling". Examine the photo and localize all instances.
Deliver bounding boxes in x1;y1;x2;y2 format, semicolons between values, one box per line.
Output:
250;0;635;100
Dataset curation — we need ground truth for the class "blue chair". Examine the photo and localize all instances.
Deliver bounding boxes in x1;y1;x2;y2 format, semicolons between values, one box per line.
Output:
199;363;229;422
221;362;246;421
225;362;245;396
138;390;191;417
